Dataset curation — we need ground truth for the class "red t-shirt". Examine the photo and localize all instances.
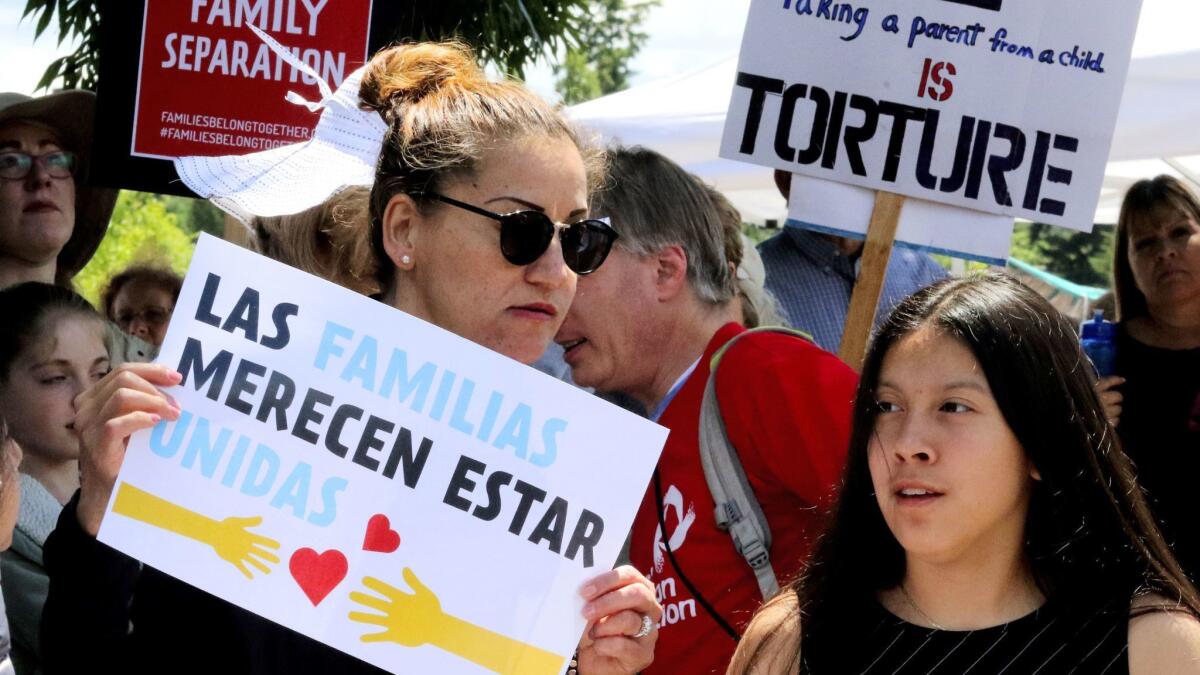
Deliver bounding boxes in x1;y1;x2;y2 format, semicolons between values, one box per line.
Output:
630;323;857;675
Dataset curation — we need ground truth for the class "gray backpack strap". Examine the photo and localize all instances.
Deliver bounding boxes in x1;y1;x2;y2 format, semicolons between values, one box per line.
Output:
698;326;814;601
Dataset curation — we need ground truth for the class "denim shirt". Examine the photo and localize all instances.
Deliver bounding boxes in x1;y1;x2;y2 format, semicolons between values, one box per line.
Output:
758;226;947;352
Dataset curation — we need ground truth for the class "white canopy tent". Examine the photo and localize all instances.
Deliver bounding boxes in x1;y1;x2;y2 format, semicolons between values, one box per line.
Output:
569;18;1200;227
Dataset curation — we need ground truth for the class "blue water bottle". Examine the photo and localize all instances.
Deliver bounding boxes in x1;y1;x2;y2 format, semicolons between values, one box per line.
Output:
1080;310;1117;378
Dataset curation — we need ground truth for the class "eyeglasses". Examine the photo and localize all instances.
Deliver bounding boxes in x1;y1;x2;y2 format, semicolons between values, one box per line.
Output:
115;306;172;330
0;151;77;181
421;192;618;275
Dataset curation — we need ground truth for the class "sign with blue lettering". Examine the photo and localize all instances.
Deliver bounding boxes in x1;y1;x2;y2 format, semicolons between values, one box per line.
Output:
98;234;668;674
721;0;1143;230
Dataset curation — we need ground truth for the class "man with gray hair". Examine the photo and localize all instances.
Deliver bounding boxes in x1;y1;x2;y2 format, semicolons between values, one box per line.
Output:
556;146;857;675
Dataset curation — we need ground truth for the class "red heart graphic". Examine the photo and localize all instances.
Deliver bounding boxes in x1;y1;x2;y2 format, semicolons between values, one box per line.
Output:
363;514;401;553
289;548;348;606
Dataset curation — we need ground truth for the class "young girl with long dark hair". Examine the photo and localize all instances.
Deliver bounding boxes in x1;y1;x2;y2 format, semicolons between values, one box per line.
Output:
729;272;1200;674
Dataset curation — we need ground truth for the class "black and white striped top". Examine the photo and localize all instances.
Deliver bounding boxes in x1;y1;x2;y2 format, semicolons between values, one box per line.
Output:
800;599;1130;675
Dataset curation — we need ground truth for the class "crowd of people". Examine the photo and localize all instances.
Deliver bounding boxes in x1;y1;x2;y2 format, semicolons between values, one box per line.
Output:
0;36;1197;675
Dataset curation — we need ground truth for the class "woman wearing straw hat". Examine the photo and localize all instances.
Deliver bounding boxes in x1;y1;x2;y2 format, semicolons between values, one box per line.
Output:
43;41;658;675
0;90;114;291
0;90;153;370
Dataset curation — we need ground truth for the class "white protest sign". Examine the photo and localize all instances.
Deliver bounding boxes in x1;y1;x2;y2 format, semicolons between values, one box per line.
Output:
98;234;668;675
787;173;1015;264
721;0;1144;231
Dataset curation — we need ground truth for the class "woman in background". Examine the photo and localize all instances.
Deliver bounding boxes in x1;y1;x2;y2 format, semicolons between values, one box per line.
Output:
0;282;109;675
101;266;182;348
1099;175;1200;579
0;419;23;675
250;186;379;298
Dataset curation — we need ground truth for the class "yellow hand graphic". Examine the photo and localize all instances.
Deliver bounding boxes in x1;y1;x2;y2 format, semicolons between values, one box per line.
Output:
348;569;565;675
207;515;282;579
111;482;281;579
349;570;446;647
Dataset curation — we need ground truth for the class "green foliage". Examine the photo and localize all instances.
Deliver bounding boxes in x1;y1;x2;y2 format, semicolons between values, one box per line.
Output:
741;223;772;245
927;253;988;273
555;0;658;104
1008;222;1115;288
186;199;226;237
404;1;592;78
23;0;101;90
28;0;591;91
161;195;191;227
73;191;196;307
161;196;226;238
556;49;602;105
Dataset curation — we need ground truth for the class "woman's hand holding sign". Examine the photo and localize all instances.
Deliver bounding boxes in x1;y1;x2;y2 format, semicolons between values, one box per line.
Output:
578;565;661;674
72;361;284;580
73;362;183;537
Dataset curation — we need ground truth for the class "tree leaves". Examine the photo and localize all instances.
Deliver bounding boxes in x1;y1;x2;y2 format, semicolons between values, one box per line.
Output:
25;0;99;90
35;56;67;91
380;0;591;79
554;0;658;104
34;1;54;38
1009;222;1115;287
72;191;197;306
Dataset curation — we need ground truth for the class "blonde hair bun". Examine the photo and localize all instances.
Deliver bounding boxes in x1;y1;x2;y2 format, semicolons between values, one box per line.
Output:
359;41;484;113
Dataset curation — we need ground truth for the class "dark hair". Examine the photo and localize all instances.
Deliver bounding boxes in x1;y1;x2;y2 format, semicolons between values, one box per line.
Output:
100;265;183;320
770;271;1199;659
1113;175;1200;321
0;282;102;380
357;41;604;293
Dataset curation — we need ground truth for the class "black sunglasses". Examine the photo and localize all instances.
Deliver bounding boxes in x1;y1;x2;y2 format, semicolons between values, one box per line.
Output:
420;191;618;275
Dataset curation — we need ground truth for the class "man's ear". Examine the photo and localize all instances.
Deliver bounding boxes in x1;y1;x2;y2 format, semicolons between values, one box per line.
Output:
381;194;420;271
652;244;689;301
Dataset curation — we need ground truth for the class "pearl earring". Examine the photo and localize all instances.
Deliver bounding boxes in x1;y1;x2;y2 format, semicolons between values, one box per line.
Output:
401;255;412;265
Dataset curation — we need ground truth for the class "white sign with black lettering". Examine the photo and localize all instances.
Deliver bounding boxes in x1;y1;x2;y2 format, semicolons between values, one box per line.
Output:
99;234;668;675
721;0;1143;230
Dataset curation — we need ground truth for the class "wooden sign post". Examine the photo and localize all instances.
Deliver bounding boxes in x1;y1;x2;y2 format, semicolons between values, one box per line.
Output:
838;192;904;372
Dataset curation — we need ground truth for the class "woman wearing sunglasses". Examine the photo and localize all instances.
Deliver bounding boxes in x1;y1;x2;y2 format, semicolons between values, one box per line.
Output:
42;42;653;675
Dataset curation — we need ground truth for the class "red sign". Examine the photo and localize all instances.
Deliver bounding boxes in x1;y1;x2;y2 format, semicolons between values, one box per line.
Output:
131;0;372;159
